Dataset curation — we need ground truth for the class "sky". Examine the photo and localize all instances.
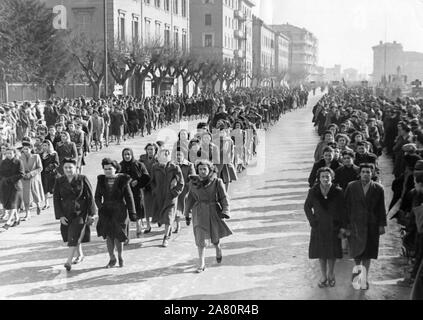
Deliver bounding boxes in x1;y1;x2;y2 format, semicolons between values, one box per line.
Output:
253;0;423;75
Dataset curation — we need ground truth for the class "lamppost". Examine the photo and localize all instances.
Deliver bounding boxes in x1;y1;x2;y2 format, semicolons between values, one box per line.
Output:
104;0;108;97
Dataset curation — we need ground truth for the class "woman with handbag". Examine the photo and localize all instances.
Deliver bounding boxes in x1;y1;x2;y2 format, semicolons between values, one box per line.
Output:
304;167;347;288
40;140;59;210
53;158;97;271
95;158;136;268
184;160;232;273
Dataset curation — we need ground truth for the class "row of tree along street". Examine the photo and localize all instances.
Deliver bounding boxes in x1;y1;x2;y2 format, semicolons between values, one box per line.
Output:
0;0;296;100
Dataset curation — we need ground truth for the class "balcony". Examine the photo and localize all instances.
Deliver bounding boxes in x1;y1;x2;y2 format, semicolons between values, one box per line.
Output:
234;10;246;21
234;49;245;58
234;29;245;39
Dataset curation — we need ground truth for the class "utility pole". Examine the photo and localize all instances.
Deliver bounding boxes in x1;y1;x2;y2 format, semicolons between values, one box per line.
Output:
104;0;108;97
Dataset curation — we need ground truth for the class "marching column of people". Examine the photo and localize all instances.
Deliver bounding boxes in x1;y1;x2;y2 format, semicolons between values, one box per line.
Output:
308;86;423;299
0;86;309;273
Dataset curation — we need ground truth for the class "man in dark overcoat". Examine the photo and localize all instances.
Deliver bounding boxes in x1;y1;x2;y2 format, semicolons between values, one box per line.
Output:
345;163;387;290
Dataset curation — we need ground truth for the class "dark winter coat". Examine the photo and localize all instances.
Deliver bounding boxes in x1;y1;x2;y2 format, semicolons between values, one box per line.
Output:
304;184;346;259
139;154;158;219
0;157;24;209
120;150;151;221
95;174;136;242
41;152;59;194
176;160;195;212
150;162;184;225
334;164;359;190
345;180;387;259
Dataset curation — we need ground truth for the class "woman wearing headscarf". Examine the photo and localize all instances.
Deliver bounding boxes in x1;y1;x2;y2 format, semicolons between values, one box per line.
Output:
120;148;150;239
184;160;232;273
139;142;158;233
150;149;184;247
53;158;96;271
0;147;24;229
95;158;136;268
20;142;45;220
40;140;59;210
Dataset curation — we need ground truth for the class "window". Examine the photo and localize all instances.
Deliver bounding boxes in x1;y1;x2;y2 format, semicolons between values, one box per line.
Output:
155;21;161;40
182;30;187;53
144;0;150;5
205;14;212;26
173;0;178;14
119;14;125;42
144;18;151;42
204;34;213;47
164;25;170;47
174;27;179;50
132;17;139;43
182;0;187;17
154;0;160;8
164;0;170;11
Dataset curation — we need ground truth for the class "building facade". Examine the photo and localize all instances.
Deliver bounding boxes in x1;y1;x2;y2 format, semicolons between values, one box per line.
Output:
252;15;275;87
274;32;289;77
324;64;342;83
40;0;190;96
190;0;255;88
372;41;423;85
270;23;318;82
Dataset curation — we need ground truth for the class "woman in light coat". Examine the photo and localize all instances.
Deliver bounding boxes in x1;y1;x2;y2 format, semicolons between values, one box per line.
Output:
184;160;232;273
20;142;45;220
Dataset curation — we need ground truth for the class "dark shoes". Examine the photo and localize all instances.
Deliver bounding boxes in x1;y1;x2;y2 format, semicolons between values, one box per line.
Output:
106;259;117;268
72;256;84;265
64;263;72;271
318;279;328;288
118;257;124;268
144;227;152;234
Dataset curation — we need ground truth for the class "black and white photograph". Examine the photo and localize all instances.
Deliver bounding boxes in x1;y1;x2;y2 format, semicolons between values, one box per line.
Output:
1;0;423;305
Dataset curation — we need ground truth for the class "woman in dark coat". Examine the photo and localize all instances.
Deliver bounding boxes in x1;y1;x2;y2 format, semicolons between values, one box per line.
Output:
184;160;232;273
139;142;159;233
120;148;150;239
53;158;96;271
174;149;195;233
0;147;24;229
40;140;59;210
304;167;346;288
56;131;78;175
110;108;125;145
150;149;184;247
308;146;341;188
95;158;136;268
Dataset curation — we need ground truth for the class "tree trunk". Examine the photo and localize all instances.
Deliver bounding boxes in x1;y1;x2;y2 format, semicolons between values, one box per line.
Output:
182;78;188;96
219;79;224;92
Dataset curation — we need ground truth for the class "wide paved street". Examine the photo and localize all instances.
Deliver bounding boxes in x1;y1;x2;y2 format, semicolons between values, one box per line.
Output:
0;93;412;300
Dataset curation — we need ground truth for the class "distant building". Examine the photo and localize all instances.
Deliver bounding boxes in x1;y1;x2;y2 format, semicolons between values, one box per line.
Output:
190;0;255;88
342;68;359;82
372;41;423;84
252;15;275;87
324;64;342;83
269;23;318;82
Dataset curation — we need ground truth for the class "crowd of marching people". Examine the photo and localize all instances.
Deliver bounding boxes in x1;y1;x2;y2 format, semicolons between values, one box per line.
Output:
307;86;423;298
0;86;309;273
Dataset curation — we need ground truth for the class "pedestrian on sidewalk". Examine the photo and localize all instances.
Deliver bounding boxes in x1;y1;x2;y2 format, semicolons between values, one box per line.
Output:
40;140;59;210
95;158;136;268
344;163;387;290
174;150;195;234
139;143;159;234
304;167;346;288
0;147;24;229
53;158;96;271
184;160;232;273
120;148;151;240
20;142;45;220
150;149;184;248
